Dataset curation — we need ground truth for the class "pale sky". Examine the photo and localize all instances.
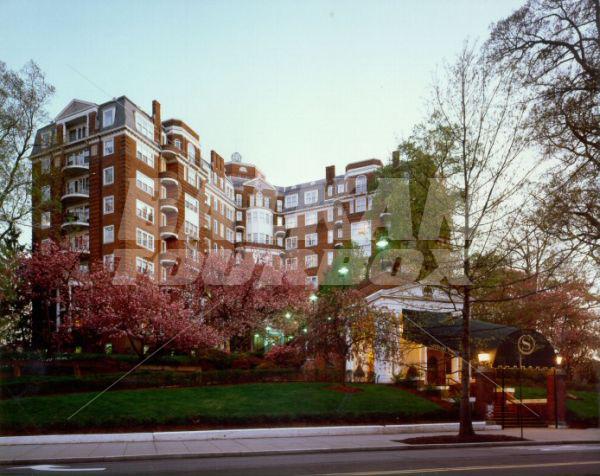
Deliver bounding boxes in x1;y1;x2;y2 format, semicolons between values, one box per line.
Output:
2;0;524;187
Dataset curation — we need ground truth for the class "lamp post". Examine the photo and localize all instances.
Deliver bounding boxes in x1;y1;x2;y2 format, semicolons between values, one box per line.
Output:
554;355;562;429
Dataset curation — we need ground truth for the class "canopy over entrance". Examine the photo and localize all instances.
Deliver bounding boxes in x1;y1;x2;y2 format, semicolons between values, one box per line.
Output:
402;310;556;369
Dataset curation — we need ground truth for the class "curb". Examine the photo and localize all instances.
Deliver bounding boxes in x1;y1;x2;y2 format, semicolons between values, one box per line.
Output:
0;422;496;446
1;440;599;466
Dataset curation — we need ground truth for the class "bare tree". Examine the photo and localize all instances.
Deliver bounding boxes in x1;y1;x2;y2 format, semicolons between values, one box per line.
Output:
429;43;533;436
487;0;600;264
0;60;54;241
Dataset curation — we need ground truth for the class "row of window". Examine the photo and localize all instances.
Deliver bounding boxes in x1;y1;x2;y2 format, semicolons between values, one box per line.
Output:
283;176;368;209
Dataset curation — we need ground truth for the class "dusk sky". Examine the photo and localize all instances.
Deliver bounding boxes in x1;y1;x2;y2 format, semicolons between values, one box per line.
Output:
2;0;523;186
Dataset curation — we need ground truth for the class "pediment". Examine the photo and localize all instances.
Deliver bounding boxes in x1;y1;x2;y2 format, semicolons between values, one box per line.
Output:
55;99;97;121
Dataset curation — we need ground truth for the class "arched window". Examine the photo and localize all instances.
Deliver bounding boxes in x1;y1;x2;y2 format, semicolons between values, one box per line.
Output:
355;175;367;194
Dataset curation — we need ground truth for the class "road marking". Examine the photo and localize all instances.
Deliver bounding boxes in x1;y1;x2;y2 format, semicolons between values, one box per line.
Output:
317;460;600;475
8;464;106;472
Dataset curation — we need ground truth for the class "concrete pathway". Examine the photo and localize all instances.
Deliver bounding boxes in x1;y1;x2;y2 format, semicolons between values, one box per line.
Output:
0;427;598;466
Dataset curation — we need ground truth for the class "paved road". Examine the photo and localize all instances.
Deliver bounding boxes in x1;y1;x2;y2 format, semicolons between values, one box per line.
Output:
5;444;600;475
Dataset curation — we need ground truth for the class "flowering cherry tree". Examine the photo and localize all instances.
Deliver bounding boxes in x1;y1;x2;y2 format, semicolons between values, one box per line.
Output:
67;269;220;358
184;253;310;350
17;239;82;348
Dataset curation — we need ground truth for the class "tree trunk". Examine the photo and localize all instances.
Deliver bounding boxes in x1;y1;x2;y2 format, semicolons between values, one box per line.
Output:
459;285;475;436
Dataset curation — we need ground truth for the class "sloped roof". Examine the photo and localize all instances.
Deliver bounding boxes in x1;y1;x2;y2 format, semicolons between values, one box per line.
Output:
55;99;97;121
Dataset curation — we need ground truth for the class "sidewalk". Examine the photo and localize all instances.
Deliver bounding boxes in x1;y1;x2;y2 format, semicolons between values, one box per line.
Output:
0;426;598;465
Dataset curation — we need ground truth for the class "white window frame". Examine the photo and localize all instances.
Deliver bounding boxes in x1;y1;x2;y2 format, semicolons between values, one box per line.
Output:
103;225;114;244
305;233;318;247
286;214;297;228
103;254;115;271
285;194;298;209
103;166;114;186
285;236;298;250
103;138;114;156
305;210;318;226
103;107;116;127
136;170;154;196
136;256;154;276
305;254;318;269
41;211;51;229
136;199;155;223
103;195;114;214
304;189;318;205
41;185;51;202
136;228;155;251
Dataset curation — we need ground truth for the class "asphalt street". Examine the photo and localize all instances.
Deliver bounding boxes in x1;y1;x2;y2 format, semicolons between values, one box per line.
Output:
4;443;600;476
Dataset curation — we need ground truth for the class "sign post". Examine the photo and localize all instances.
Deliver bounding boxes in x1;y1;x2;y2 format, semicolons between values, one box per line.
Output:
517;334;536;440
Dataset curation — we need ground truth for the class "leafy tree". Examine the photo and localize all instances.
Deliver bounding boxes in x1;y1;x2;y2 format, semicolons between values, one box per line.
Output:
0;61;54;240
487;0;600;264
0;223;30;347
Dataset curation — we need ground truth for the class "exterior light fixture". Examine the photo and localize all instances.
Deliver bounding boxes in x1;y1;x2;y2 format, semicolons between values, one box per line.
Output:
303;328;308;334
477;352;491;364
254;333;260;338
338;266;349;276
285;312;292;319
309;294;318;302
555;355;563;366
376;238;389;249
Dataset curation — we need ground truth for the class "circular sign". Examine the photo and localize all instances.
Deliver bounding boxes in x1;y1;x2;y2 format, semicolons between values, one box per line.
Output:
517;334;536;355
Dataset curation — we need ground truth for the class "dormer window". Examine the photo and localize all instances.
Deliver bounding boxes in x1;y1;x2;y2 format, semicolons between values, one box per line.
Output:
103;107;115;127
187;143;196;160
355;175;367;194
174;139;182;149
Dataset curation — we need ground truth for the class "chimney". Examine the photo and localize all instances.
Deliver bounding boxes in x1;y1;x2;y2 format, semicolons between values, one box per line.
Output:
392;150;400;168
88;111;97;133
152;100;161;144
326;165;335;183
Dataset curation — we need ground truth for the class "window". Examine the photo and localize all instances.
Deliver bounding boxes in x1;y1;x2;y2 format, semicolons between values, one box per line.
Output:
41;132;51;148
304;190;318;205
226;207;233;221
186;166;197;187
351;220;372;256
327;230;333;244
185;220;199;238
103;138;114;156
41;185;51;202
285;194;298;208
236;231;242;242
136;170;154;196
286;257;298;270
285;236;298;250
226;228;234;242
306;276;318;288
103;254;114;271
327;208;333;221
103;225;114;244
327;251;334;265
235;194;242;206
277;200;283;212
305;211;318;226
40;157;51;173
136;256;154;275
174;139;182;149
184;195;199;213
236;211;243;221
305;233;318;247
305;254;318;268
337;183;345;194
355;175;367;194
277;236;283;247
103;195;114;214
187;143;196;161
136;199;154;223
103;166;114;185
41;211;51;229
277;216;283;226
327;185;333;196
355;196;367;213
286;214;297;228
103;107;115;127
134;112;154;140
136;228;155;251
66;177;89;194
337;227;343;238
136;141;155;168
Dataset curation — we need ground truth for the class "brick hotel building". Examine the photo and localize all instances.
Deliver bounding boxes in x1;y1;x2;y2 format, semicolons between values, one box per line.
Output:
30;97;385;286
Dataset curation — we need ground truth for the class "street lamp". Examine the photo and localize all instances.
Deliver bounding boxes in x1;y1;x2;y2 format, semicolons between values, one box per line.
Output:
338;266;349;276
309;293;318;303
376;237;389;249
285;312;292;319
477;353;491;365
554;354;562;429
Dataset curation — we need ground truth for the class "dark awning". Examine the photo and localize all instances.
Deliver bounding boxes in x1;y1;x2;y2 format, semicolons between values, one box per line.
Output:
402;309;556;368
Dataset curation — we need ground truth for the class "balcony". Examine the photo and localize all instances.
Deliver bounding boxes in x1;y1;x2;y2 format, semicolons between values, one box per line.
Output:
61;187;89;205
62;151;90;176
159;225;178;240
159;251;177;267
160;143;180;160
159;170;179;187
61;213;90;230
159;197;178;214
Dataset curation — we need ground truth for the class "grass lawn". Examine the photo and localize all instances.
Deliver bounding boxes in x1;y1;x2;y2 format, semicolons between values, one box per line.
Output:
0;382;443;434
567;390;599;422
